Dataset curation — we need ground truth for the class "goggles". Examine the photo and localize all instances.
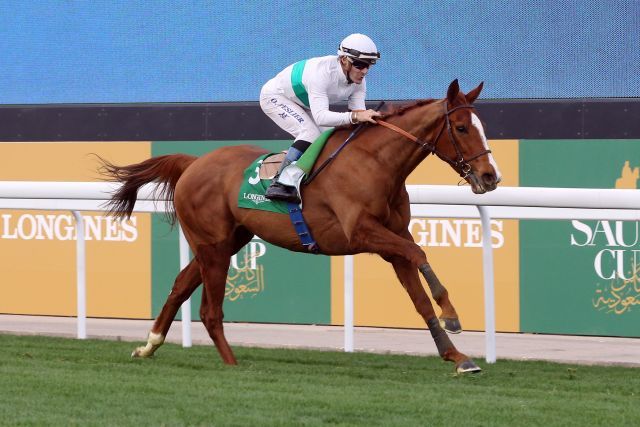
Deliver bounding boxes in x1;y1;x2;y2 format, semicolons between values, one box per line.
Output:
347;57;372;70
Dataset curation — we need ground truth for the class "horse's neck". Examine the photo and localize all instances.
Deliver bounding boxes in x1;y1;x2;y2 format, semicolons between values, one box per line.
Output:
362;101;444;184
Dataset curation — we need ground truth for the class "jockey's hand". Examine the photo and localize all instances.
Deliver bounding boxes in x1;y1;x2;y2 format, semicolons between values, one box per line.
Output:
354;109;382;124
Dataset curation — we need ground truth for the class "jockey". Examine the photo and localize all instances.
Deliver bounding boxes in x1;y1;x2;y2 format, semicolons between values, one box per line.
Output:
260;33;382;203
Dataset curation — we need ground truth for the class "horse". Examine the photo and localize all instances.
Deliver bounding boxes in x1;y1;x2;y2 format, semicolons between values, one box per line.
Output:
101;79;501;373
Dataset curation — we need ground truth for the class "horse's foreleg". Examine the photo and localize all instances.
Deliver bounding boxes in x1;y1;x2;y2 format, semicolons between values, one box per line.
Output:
132;258;201;358
349;216;479;372
387;256;479;372
386;229;462;333
355;220;462;331
197;244;237;365
417;260;461;333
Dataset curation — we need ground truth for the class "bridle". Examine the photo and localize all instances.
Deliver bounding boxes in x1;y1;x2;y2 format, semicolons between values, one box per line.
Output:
375;102;491;179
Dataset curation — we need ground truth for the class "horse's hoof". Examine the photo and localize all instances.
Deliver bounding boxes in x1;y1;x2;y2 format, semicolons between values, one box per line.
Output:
131;347;147;358
439;317;462;334
456;359;482;374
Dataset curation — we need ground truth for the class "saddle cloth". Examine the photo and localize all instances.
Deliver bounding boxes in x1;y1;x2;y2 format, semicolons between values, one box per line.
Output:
237;129;334;214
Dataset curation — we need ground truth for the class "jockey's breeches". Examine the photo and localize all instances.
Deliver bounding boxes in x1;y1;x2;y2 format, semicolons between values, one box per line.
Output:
259;92;329;143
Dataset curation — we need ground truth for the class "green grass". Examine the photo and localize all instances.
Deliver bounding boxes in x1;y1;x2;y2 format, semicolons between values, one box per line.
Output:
0;334;638;426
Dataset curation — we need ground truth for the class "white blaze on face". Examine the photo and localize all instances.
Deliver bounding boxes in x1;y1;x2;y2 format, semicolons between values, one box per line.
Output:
471;113;502;181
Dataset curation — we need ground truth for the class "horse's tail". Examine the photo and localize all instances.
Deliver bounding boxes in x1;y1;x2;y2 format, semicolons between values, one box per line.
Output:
99;154;197;223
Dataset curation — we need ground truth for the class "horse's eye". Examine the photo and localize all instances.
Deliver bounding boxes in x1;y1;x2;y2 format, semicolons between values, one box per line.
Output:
456;126;467;133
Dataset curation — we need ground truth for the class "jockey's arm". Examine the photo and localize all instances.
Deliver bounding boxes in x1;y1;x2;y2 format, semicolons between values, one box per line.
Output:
308;86;380;126
348;82;380;124
307;88;352;127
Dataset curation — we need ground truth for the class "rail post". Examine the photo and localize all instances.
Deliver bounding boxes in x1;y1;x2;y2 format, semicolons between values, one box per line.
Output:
178;225;192;348
477;206;496;363
71;210;86;339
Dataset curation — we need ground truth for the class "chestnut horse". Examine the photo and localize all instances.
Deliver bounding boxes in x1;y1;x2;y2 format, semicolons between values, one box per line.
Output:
102;79;500;373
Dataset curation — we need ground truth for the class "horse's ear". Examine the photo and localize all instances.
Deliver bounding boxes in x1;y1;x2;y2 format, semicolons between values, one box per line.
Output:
465;81;484;104
447;79;460;104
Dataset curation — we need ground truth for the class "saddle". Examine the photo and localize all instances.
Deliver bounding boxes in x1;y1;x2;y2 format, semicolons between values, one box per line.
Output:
238;129;335;254
258;152;287;180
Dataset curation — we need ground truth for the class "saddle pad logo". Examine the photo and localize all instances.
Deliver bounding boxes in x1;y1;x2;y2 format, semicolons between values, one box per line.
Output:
242;192;269;205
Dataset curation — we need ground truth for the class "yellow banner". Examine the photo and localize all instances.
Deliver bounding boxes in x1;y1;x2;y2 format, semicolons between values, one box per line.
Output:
332;140;520;332
0;142;152;318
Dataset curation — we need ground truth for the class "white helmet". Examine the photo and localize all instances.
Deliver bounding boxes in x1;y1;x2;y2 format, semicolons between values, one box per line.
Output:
338;33;380;64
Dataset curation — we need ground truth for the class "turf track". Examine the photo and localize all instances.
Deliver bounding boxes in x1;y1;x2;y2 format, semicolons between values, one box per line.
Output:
0;334;638;426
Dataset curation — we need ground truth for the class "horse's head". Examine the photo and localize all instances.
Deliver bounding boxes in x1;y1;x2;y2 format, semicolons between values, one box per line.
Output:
434;79;502;194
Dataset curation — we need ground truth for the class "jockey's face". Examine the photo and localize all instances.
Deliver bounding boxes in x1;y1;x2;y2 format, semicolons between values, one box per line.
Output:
340;56;370;84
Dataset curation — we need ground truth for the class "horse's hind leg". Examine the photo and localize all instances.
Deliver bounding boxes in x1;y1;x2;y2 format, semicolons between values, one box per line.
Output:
132;258;201;358
197;243;237;365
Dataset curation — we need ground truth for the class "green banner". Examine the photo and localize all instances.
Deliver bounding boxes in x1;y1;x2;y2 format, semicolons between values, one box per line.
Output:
520;139;640;337
151;140;330;324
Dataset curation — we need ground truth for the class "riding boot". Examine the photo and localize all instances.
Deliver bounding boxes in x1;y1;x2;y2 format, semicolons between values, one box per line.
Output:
265;140;311;203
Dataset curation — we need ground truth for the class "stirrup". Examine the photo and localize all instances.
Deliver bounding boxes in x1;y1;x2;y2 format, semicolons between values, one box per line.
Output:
265;182;300;203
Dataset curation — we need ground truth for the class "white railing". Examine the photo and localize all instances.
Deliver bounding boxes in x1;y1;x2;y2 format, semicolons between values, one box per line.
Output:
0;181;193;344
2;182;640;363
345;185;640;363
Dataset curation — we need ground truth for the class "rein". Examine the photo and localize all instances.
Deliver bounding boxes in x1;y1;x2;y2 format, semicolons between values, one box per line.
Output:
377;102;491;179
304;101;491;185
304;101;385;185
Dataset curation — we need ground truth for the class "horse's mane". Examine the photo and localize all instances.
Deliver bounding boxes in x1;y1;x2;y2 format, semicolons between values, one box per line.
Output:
379;99;437;119
335;99;438;132
336;99;437;129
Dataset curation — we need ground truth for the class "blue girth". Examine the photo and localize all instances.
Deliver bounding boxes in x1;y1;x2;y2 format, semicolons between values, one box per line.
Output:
287;202;319;254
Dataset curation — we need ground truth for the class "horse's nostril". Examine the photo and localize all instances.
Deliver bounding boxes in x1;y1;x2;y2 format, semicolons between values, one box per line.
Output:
482;173;497;186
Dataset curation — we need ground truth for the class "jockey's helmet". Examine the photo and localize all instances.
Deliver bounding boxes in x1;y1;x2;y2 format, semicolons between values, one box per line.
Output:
338;34;380;65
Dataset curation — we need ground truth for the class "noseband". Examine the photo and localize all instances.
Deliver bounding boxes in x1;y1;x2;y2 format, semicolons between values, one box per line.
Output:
376;102;491;179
